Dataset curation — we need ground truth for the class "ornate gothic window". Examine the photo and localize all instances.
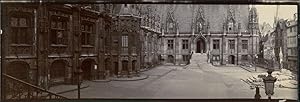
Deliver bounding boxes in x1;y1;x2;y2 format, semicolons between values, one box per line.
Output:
81;22;94;46
10;15;32;44
50;16;68;45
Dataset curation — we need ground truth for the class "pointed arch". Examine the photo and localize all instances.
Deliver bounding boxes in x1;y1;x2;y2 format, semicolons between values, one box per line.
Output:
194;33;207;53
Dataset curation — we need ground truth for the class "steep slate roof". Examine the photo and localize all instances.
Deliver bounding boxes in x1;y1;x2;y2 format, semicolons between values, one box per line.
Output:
160;5;250;34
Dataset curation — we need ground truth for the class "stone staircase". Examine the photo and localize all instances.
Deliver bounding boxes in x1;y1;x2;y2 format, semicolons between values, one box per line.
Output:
3;74;68;100
186;53;208;69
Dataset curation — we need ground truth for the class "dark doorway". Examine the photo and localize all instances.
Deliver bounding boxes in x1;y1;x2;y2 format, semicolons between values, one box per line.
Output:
7;61;30;82
114;62;118;75
105;58;111;72
81;59;95;80
122;60;129;74
228;55;235;64
50;60;67;86
167;55;174;64
196;37;206;53
132;60;137;71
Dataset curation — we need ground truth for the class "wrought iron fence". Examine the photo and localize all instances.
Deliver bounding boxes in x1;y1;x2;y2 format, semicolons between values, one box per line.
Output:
3;74;68;100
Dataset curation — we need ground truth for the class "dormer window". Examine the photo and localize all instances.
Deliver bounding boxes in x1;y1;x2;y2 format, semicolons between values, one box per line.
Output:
228;22;233;31
197;23;203;32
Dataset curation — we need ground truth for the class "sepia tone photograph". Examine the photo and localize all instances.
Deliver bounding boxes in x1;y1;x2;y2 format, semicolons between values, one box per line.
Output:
0;3;298;101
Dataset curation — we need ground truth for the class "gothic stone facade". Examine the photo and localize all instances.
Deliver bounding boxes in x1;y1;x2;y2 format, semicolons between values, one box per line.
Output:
159;5;260;65
2;4;144;89
286;14;297;72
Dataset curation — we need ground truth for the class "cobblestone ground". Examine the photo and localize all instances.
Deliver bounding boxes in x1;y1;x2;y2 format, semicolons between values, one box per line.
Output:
60;64;297;99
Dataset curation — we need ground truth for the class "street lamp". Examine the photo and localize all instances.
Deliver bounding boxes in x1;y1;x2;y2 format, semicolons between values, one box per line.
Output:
74;67;83;99
263;69;277;101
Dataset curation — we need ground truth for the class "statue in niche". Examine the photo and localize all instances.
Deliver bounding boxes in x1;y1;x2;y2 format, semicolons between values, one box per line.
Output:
197;23;202;33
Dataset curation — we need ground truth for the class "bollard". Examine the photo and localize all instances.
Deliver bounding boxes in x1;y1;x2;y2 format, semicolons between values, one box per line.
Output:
254;86;261;99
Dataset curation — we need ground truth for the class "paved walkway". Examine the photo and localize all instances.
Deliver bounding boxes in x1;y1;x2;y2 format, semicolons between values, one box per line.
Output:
49;83;89;94
57;54;297;99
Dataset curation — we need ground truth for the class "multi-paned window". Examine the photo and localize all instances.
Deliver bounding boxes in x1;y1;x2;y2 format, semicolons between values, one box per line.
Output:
229;40;235;49
182;55;189;61
81;22;94;46
242;55;248;61
242;40;248;49
10;16;32;44
213;40;220;49
122;35;128;53
50;16;68;45
182;39;189;49
167;40;174;49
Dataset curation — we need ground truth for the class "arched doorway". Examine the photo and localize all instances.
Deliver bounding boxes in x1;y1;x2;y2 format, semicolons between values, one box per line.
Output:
7;61;30;82
114;62;118;76
50;60;67;86
167;55;174;64
81;59;95;80
122;60;129;74
132;60;137;72
228;55;235;64
196;37;206;53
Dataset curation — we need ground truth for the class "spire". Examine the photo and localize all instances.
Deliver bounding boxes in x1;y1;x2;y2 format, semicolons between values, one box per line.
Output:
274;5;279;28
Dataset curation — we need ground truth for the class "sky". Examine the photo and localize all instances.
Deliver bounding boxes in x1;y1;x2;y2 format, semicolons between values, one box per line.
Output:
255;5;297;26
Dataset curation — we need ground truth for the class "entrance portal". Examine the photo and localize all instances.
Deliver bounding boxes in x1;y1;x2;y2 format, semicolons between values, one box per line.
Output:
196;38;206;53
114;62;118;75
228;55;235;64
81;59;95;80
7;61;30;82
50;60;67;86
122;60;129;74
132;60;137;72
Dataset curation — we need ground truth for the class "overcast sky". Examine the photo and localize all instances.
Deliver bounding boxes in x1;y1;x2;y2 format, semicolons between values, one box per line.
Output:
255;5;297;26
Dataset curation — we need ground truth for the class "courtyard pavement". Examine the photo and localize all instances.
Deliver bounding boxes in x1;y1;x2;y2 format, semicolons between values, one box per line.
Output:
58;63;297;99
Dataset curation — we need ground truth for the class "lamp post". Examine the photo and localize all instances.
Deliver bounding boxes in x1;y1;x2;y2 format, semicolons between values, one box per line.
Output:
263;69;277;101
74;67;83;99
254;54;258;72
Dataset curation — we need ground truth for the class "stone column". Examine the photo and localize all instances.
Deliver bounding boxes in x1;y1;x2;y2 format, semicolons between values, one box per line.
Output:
118;59;122;78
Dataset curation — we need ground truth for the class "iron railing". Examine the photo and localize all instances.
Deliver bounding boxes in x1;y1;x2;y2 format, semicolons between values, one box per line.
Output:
3;74;68;100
